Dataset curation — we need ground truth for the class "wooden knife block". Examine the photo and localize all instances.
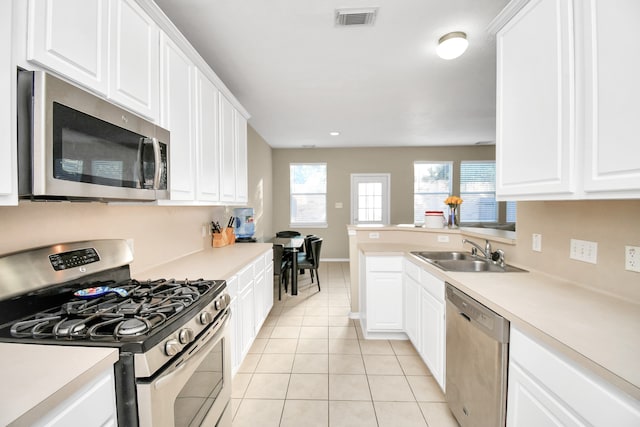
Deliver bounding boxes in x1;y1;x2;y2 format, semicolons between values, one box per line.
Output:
212;228;236;248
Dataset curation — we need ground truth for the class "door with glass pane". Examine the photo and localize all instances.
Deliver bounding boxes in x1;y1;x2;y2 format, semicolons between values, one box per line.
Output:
351;174;390;225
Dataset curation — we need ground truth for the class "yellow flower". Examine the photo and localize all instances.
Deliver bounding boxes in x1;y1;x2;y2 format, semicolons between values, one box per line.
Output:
444;196;463;207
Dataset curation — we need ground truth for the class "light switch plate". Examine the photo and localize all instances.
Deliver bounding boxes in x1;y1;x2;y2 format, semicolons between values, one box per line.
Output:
532;234;542;252
570;239;598;264
625;246;640;272
437;235;450;243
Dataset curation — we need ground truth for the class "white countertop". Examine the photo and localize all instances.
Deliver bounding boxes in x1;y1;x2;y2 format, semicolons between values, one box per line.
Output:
136;243;273;279
360;243;640;401
0;343;118;426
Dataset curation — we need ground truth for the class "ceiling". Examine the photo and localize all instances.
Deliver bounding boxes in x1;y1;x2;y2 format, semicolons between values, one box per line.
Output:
154;0;509;148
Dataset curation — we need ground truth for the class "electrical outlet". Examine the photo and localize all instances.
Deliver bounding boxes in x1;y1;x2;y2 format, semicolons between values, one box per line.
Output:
369;232;380;239
201;225;207;237
570;239;598;264
438;235;450;243
532;234;542;252
625;246;640;273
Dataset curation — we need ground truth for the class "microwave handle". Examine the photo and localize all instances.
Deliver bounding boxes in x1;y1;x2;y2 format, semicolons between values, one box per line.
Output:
152;138;163;190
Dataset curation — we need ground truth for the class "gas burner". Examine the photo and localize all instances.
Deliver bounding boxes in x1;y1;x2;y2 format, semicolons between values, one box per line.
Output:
117;318;149;336
54;318;87;337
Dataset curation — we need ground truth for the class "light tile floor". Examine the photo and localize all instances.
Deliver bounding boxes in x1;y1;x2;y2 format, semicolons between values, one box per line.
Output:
231;262;459;427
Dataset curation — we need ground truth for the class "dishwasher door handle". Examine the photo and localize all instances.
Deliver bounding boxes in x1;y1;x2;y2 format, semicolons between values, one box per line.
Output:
459;312;471;322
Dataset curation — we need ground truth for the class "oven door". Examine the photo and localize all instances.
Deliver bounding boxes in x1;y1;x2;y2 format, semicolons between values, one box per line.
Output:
137;312;231;427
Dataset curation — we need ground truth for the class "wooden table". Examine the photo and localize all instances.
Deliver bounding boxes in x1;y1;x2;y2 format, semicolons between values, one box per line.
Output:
270;236;304;295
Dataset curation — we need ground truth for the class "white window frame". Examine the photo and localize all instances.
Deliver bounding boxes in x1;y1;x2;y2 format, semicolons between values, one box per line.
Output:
350;173;390;225
289;162;328;228
413;161;453;224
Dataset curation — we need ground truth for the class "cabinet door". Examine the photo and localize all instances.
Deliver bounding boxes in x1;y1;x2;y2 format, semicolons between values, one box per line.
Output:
254;270;265;332
580;0;640;195
0;0;17;205
108;0;159;121
264;251;274;318
160;34;195;201
403;273;420;348
367;271;403;331
239;283;255;359
219;95;236;202
235;111;248;203
496;0;576;199
420;288;445;390
28;0;109;94
195;69;220;202
229;298;240;374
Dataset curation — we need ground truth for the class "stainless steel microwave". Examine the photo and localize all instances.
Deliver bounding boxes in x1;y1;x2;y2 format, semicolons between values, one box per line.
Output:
17;70;169;202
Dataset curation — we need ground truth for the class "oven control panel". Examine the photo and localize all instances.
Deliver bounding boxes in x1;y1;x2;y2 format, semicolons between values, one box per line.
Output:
49;248;100;271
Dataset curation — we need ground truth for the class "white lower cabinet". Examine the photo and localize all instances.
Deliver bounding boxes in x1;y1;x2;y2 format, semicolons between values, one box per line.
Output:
231;250;273;374
362;255;404;336
507;326;640;427
34;368;117;427
417;267;445;391
403;259;421;347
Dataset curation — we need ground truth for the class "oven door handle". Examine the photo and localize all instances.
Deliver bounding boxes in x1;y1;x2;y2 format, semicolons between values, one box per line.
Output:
153;313;228;391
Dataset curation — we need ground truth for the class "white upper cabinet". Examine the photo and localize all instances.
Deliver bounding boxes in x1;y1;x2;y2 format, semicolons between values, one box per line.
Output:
195;68;221;202
160;33;195;201
578;0;640;196
496;0;576;199
1;0;17;206
108;0;159;121
27;0;109;94
219;95;236;203
235;111;248;204
494;0;640;200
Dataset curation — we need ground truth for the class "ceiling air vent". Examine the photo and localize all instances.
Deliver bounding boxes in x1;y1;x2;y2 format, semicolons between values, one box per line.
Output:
335;8;378;26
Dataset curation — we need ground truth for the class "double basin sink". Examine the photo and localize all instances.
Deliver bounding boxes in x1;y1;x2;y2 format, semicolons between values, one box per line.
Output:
411;251;527;273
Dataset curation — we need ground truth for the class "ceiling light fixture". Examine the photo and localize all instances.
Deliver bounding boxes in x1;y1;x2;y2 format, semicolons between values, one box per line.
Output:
329;131;340;136
436;31;468;60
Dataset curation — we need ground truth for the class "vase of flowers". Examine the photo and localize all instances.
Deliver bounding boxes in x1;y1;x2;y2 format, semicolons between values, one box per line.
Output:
444;196;463;228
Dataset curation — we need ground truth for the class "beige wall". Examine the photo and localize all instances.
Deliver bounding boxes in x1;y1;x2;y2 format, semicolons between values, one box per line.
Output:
272;145;496;259
242;125;273;241
511;200;640;302
0;125;273;276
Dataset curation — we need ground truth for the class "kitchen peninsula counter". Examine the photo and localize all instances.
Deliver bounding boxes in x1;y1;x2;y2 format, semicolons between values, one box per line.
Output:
359;241;640;401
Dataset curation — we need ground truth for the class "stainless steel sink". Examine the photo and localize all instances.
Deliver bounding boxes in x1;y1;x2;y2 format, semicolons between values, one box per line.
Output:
410;251;527;273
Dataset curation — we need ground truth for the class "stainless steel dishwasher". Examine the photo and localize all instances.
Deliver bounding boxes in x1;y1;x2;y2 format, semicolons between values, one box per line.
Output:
445;283;509;427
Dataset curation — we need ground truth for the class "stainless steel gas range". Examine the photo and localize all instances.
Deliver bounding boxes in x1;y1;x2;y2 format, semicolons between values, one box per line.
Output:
0;240;232;427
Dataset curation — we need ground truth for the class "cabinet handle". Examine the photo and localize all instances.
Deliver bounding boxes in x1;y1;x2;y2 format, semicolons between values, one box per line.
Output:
459;312;471;322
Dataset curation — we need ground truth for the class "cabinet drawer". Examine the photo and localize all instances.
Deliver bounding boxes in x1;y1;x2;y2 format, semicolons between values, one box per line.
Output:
226;275;238;299
510;327;640;425
420;269;444;301
237;264;254;292
366;256;403;272
253;254;265;274
403;258;421;282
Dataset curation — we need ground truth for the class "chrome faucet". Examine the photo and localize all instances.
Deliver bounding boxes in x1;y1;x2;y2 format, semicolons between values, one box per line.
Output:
462;238;492;259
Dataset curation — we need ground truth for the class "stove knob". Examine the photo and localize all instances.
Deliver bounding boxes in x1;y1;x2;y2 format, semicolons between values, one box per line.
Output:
165;339;181;356
179;328;195;344
224;293;231;306
199;311;213;325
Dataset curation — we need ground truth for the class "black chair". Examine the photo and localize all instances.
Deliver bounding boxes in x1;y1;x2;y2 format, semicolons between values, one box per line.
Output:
297;235;318;273
273;244;291;300
276;230;301;238
297;238;322;292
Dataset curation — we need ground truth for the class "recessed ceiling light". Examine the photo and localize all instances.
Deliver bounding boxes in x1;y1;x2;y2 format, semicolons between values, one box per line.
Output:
436;31;468;60
329;131;340;136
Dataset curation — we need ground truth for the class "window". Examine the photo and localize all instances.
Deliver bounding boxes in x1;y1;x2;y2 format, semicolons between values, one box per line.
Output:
460;161;497;223
413;162;452;224
506;201;517;222
290;163;327;227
